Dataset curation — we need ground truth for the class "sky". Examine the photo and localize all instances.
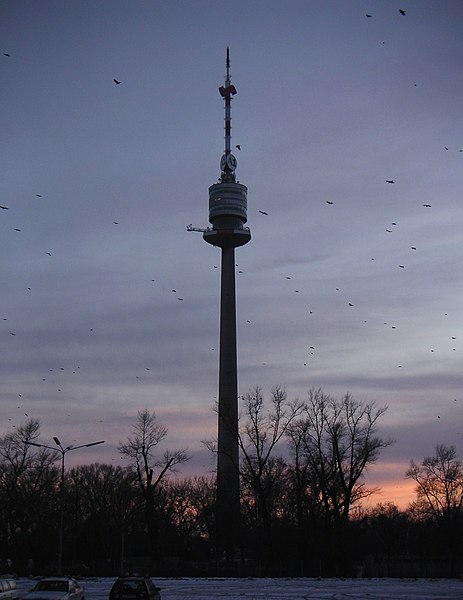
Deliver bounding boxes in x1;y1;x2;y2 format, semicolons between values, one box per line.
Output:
1;0;462;509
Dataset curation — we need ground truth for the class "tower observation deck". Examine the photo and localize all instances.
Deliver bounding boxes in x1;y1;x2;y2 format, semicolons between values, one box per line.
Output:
203;48;250;558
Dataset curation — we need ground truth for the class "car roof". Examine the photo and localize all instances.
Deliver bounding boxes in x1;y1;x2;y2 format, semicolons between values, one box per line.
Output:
38;578;75;581
115;577;149;581
35;578;76;584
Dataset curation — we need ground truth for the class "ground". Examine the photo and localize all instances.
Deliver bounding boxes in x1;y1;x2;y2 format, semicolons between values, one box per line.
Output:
15;576;463;600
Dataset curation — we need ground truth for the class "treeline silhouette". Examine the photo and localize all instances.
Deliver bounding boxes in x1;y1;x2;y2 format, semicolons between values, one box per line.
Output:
1;389;462;578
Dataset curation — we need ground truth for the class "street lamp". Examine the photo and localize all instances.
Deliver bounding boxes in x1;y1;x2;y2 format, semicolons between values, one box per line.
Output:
26;437;104;574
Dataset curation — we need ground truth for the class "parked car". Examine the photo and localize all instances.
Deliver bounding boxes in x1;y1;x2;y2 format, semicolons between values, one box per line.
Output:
0;579;18;600
23;578;84;600
109;577;161;600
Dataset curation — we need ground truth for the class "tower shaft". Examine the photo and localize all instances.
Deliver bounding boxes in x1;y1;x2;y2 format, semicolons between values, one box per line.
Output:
216;245;240;553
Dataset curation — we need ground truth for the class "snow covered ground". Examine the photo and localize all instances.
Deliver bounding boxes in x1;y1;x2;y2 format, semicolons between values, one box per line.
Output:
15;576;463;600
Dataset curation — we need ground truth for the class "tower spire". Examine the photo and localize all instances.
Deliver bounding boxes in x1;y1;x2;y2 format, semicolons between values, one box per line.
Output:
225;46;230;85
219;47;237;179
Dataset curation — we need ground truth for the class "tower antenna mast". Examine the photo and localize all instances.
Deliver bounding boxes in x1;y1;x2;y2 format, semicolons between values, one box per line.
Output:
219;46;237;165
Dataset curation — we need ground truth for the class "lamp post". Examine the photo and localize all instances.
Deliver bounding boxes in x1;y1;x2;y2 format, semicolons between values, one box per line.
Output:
26;437;104;574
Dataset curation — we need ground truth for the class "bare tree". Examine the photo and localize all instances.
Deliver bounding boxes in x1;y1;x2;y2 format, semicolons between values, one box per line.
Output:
285;418;325;558
0;419;58;565
294;389;392;573
118;409;190;558
406;444;463;568
406;444;463;520
238;386;304;560
67;463;140;571
162;476;216;558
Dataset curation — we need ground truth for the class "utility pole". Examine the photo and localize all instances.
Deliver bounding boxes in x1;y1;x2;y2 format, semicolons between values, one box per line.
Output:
27;437;104;573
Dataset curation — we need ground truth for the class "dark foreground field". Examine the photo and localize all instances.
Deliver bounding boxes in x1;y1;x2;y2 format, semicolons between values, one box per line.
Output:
15;576;463;600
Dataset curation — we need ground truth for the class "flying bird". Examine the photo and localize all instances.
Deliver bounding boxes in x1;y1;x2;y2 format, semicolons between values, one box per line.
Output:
411;246;417;250
46;252;51;256
348;302;354;307
14;228;21;232
3;53;10;57
113;79;121;85
36;194;42;197
423;204;432;207
386;180;395;184
366;14;373;18
399;9;406;15
326;201;334;205
0;205;9;210
235;144;241;150
259;210;269;215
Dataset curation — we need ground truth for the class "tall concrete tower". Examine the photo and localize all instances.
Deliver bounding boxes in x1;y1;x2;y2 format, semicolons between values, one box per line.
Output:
203;48;250;556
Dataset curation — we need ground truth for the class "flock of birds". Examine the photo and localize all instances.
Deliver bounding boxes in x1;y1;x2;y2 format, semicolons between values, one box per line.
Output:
1;6;461;453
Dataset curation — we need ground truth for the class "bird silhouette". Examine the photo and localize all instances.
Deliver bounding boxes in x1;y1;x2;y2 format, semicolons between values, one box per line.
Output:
423;204;432;207
113;79;121;85
235;144;241;150
0;205;9;210
259;210;269;215
386;180;395;184
399;9;406;15
326;201;334;205
3;53;10;57
14;228;21;232
366;13;372;18
349;302;354;307
36;194;42;197
46;252;51;256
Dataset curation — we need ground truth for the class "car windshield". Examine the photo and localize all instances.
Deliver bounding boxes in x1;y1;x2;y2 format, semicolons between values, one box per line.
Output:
34;582;68;592
115;581;145;593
